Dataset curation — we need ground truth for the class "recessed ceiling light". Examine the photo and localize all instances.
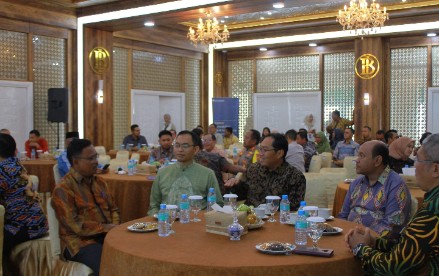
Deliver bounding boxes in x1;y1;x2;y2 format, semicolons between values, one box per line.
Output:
220;20;225;23
260;17;265;20
273;1;285;9
309;43;318;47
144;21;155;27
267;11;272;15
401;0;407;2
259;47;268;51
427;33;437;37
225;16;229;19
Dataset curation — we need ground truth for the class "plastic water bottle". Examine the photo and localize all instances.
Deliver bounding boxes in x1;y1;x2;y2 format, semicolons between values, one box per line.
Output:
232;147;238;158
120;144;125;150
295;210;308;247
207;187;216;212
149;155;155;164
158;204;170;237
31;149;36;160
279;194;290;224
179;194;190;224
127;160;134;175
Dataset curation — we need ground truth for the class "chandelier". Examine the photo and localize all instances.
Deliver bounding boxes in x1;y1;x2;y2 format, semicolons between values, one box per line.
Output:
187;12;230;46
337;0;389;36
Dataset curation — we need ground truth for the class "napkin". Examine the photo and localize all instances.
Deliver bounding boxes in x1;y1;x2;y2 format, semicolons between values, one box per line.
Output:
211;203;234;214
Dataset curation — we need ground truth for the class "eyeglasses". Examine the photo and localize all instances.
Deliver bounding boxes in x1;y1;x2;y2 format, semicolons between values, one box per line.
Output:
75;154;99;161
259;147;276;154
174;143;194;150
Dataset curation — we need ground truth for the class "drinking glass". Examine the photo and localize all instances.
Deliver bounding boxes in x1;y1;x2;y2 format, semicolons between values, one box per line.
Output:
303;206;319;217
265;196;280;222
223;194;238;211
306;216;326;250
166;205;178;234
189;195;203;222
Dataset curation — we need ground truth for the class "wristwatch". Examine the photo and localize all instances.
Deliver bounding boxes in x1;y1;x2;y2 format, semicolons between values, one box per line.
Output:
352;243;366;257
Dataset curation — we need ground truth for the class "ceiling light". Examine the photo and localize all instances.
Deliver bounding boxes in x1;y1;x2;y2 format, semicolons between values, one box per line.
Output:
225;16;229;18
337;0;388;37
144;21;155;27
309;43;317;47
220;19;225;23
260;17;265;20
273;1;285;9
427;33;437;37
188;11;230;46
259;47;268;51
267;11;272;15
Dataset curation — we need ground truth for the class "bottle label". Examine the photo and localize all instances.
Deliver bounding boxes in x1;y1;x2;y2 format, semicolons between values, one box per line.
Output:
180;202;189;210
280;203;290;212
296;221;307;229
208;195;216;203
158;212;168;221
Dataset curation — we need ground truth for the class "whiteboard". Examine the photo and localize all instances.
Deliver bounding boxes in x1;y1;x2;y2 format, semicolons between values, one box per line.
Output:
427;87;439;133
0;81;33;152
131;90;185;146
253;92;322;134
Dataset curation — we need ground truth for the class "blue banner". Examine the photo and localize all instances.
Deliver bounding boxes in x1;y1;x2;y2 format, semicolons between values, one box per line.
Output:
212;98;239;138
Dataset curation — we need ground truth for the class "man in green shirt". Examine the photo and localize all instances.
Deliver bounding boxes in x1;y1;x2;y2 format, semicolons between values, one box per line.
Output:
148;130;223;215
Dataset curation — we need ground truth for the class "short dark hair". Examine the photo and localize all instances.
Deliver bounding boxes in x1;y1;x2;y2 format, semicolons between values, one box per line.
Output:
285;129;298;140
67;139;92;165
297;131;308;141
206;133;216;141
363;126;371;131
0;133;16;158
225;127;233;134
345;127;355;134
371;142;389;166
419;132;432;145
159;130;172;138
249;129;261;145
178;130;201;148
332;110;340;117
210;123;217;128
385;130;397;143
29;129;40;136
131;124;139;131
192;128;203;137
376;130;385;135
266;133;288;160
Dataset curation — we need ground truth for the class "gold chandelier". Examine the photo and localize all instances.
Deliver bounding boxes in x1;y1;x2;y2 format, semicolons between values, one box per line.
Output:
187;12;230;46
337;0;389;36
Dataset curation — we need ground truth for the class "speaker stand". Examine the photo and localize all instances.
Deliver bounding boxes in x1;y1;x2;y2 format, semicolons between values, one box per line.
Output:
56;122;61;150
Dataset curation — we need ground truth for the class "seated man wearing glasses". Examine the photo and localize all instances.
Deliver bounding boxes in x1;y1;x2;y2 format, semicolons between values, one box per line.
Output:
225;133;306;211
148;130;223;215
345;134;439;275
52;139;120;275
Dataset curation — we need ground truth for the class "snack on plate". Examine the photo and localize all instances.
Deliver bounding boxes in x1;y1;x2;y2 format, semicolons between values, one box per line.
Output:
131;222;157;230
322;223;338;233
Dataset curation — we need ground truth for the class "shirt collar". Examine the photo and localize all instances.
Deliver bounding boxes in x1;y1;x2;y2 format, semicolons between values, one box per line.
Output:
364;166;391;186
425;185;439;201
176;160;195;170
69;168;93;185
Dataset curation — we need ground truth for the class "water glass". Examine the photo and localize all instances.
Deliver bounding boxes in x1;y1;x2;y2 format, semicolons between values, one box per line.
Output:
265;196;280;222
189;195;203;222
166;205;178;234
303;206;319;217
223;194;238;211
306;216;326;249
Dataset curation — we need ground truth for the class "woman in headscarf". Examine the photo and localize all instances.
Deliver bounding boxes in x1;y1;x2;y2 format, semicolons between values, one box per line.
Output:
388;136;415;173
314;131;331;154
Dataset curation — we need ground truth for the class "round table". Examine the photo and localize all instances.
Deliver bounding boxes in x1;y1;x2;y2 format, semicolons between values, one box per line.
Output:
100;217;363;275
97;173;155;223
21;159;57;193
108;150;150;163
332;181;426;216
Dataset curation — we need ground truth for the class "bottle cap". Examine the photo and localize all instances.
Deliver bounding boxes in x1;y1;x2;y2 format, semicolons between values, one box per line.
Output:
209;187;215;193
300;201;306;206
298;210;305;216
160;204;166;209
282;195;288;200
181;194;187;199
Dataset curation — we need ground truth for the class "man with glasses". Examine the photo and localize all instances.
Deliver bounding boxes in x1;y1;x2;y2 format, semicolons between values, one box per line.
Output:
225;133;306;210
339;140;411;234
346;133;439;275
52;139;120;275
148;131;223;215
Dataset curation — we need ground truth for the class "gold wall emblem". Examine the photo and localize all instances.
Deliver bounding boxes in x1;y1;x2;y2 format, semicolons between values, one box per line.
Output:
355;54;380;80
215;72;223;86
88;47;110;75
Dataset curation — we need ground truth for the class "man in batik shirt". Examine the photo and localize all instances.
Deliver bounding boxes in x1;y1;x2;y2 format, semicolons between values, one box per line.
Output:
346;133;439;275
235;129;261;168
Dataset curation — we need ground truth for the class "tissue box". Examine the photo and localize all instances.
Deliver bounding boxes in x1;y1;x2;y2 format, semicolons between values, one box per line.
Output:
204;211;248;236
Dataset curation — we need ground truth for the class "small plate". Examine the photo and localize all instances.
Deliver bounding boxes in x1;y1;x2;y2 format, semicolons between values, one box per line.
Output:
322;227;343;236
256;241;296;255
247;220;265;230
127;222;158;233
324;216;335;221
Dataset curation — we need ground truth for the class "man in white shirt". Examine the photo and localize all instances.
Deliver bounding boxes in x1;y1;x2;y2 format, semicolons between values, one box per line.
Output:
285;129;305;172
208;123;223;145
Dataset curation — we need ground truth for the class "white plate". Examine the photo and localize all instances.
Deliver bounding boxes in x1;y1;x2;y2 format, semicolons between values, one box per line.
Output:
256;242;296;255
322;227;343;236
127;222;158;233
325;216;335;221
247;220;265;230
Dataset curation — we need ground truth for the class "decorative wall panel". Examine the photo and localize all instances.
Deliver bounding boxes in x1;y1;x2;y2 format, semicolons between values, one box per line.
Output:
132;51;181;92
256;55;319;92
323;52;355;130
184;58;201;130
390;47;427;142
229;60;254;141
32;35;66;150
433;46;439;87
0;30;27;80
113;47;130;149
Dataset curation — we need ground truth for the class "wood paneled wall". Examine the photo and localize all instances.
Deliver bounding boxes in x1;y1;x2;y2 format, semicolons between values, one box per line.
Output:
83;27;113;149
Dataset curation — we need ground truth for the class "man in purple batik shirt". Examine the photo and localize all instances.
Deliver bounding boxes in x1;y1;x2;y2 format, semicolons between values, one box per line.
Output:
339;140;411;234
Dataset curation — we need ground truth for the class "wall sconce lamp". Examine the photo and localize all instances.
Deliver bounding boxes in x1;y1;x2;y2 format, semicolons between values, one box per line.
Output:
364;92;370;105
97;80;104;104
